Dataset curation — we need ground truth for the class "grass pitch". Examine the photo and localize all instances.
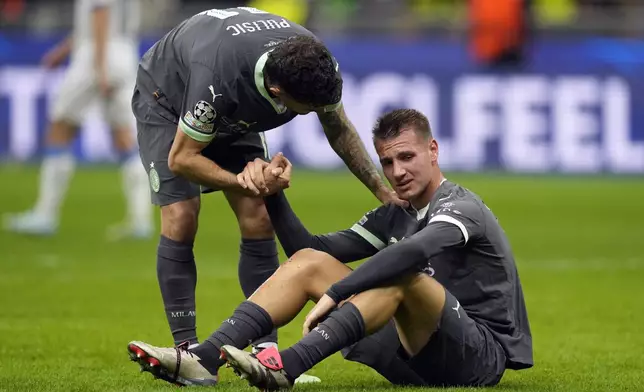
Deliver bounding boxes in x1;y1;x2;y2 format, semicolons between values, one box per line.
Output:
0;166;642;391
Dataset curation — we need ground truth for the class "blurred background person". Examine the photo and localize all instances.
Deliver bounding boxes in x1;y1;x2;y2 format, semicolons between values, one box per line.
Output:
468;0;532;68
3;0;152;240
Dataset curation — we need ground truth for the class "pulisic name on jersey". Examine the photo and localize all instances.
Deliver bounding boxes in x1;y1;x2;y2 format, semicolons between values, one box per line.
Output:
226;19;292;37
196;8;292;37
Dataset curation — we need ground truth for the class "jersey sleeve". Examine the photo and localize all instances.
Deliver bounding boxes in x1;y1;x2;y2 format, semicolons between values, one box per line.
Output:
325;199;484;303
178;62;223;143
347;206;389;252
264;191;382;263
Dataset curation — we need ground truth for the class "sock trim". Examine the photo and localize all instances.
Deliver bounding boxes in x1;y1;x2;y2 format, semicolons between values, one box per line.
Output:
160;234;194;248
241;237;276;243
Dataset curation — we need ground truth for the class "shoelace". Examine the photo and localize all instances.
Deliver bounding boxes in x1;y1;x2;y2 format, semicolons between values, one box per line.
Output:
173;341;195;382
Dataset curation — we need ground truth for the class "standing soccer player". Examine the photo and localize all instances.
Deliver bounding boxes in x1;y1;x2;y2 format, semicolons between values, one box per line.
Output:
126;109;532;388
128;5;402;375
4;0;152;239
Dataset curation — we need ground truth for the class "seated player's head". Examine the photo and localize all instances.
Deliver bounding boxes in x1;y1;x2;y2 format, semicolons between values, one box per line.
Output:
372;109;440;203
265;35;342;114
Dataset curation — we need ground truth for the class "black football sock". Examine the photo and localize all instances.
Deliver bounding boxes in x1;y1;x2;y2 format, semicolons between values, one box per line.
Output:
191;301;275;373
157;235;198;345
238;238;280;347
280;303;366;380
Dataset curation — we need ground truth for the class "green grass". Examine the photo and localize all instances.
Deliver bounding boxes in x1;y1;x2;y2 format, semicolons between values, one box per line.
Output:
0;166;643;391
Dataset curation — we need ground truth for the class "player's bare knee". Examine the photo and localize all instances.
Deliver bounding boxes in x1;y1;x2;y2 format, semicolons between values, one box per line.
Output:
381;284;406;304
284;248;326;272
290;248;324;260
297;248;337;270
160;198;200;242
167;152;184;176
277;249;315;273
403;273;444;297
283;248;342;282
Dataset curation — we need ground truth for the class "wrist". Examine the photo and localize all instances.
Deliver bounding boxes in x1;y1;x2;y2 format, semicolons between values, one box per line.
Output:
325;287;343;304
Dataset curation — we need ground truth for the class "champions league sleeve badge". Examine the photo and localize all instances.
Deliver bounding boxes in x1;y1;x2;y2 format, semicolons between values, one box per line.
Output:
193;100;217;124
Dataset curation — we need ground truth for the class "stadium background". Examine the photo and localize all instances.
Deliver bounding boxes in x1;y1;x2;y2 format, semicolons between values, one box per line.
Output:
0;1;642;391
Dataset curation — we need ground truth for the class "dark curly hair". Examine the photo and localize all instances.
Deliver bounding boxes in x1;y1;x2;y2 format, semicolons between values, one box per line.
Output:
264;35;342;107
372;109;433;141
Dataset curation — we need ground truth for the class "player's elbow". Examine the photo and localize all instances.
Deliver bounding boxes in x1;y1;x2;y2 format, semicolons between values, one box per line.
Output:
168;149;189;176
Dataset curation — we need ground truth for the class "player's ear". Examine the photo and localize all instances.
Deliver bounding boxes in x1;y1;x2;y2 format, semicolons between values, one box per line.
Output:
430;138;439;162
268;85;282;97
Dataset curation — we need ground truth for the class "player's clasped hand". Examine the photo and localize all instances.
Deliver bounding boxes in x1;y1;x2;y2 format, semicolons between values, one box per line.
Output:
237;152;292;196
302;294;338;336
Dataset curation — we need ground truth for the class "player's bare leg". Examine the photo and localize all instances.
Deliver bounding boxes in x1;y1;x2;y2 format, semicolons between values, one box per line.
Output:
249;249;352;324
349;274;445;355
105;124;153;241
4;119;77;235
221;273;446;391
128;248;348;386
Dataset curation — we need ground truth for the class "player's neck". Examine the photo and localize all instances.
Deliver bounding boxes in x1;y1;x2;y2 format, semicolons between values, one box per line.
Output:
410;173;446;210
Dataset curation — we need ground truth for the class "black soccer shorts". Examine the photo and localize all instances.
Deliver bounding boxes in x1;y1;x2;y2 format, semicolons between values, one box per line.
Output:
342;289;507;387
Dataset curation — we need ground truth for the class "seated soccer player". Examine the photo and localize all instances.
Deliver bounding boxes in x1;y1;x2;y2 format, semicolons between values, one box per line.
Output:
127;109;533;389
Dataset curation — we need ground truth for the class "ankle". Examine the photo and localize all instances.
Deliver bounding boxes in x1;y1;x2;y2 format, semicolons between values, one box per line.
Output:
191;340;224;374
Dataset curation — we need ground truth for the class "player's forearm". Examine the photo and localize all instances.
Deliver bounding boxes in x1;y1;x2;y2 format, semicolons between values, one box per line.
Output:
169;152;241;191
326;223;463;302
264;191;377;262
92;7;109;73
264;191;317;256
319;108;388;199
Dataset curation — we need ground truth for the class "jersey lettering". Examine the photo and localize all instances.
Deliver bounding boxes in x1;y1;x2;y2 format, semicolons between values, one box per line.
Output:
198;9;239;20
197;7;291;36
197;7;269;20
227;19;291;36
237;7;269;14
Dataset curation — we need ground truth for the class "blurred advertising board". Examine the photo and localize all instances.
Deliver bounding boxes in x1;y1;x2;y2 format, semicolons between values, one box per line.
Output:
1;35;643;173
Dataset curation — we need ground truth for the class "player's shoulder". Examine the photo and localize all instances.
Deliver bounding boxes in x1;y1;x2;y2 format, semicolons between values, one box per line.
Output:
360;203;390;220
356;202;400;227
430;181;486;217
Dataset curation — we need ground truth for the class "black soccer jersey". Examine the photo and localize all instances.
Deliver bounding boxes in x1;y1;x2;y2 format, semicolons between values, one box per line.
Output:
136;6;339;143
264;180;533;370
